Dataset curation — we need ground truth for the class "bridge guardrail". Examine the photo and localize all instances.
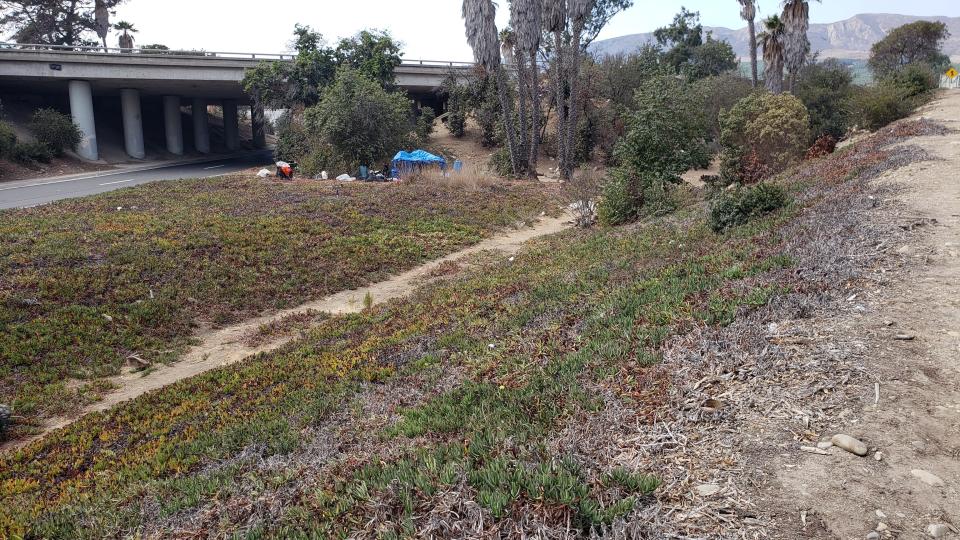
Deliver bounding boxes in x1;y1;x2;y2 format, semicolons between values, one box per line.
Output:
0;43;476;68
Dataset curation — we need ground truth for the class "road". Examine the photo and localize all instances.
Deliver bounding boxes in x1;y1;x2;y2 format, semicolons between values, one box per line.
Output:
0;151;272;210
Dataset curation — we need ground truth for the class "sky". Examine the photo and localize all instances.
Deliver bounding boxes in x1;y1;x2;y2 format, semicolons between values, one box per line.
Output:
109;0;960;62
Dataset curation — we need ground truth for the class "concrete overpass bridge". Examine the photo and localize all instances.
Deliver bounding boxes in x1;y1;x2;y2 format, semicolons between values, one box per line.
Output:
0;44;475;161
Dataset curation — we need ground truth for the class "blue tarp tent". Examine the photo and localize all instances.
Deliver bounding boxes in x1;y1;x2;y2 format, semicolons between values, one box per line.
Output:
391;149;446;178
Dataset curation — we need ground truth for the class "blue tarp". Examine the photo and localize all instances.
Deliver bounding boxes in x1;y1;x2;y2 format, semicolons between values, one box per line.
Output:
391;149;446;177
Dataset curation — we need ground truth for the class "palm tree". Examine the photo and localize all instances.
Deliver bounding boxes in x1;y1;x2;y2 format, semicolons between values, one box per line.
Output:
737;0;758;87
114;21;137;51
510;0;543;177
759;15;786;93
782;0;817;92
463;0;520;175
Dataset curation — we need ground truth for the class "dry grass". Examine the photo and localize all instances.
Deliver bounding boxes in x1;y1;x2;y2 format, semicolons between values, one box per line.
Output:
406;162;499;190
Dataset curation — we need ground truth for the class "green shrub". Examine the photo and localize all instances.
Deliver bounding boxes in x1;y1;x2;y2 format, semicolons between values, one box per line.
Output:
598;75;708;225
415;106;436;143
887;63;938;97
0;121;16;159
489;146;513;178
719;92;810;185
598;169;677;226
304;68;413;167
851;85;916;131
274;118;312;163
11;141;53;164
709;183;789;232
795;59;854;142
29;108;81;156
446;107;466;138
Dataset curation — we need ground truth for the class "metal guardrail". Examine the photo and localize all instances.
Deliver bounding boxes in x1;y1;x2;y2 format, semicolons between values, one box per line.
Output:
0;42;476;68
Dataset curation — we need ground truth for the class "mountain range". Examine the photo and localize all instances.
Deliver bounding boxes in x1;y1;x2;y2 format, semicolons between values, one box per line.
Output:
590;13;960;61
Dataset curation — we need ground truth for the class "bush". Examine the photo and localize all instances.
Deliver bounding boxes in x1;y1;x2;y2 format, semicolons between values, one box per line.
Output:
709;183;789;232
719;92;810;185
887;63;938;97
274;117;312;164
304;68;413;167
415;106;436;143
29;108;81;156
489;146;513;177
598;76;709;225
795;59;854;142
0;121;16;159
694;73;755;142
11;141;53;164
851;85;917;131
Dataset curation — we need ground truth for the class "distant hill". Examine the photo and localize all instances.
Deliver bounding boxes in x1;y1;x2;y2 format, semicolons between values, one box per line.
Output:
590;13;960;61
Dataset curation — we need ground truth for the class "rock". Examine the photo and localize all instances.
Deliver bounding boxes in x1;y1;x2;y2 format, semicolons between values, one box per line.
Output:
832;434;869;456
817;441;834;450
875;451;884;461
894;333;916;341
867;532;880;540
896;245;914;256
876;510;887;519
912;469;945;487
877;522;889;532
927;524;951;538
695;483;721;497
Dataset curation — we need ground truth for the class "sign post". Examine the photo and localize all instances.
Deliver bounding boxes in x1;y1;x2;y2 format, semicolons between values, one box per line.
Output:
947;68;959;80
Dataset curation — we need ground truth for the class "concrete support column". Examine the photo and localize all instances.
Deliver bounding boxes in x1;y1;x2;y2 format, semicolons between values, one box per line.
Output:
120;89;145;159
68;80;98;161
192;98;210;154
222;99;239;151
162;96;184;156
251;103;267;149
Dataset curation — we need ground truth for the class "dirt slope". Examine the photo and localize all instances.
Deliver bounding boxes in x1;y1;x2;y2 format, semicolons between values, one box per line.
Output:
763;92;960;538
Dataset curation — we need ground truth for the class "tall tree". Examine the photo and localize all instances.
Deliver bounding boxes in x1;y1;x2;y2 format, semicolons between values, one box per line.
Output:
114;20;135;50
463;0;521;176
510;0;543;177
94;0;109;49
868;20;951;80
759;15;786;94
0;0;126;46
654;7;704;74
738;0;758;87
782;0;817;92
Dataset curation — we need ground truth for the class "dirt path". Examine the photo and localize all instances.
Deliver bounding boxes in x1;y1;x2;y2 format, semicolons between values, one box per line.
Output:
764;93;960;538
28;215;571;442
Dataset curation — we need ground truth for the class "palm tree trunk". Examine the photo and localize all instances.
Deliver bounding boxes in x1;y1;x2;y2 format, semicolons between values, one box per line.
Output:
748;18;758;87
528;48;541;179
514;48;530;176
495;69;520;176
552;29;568;179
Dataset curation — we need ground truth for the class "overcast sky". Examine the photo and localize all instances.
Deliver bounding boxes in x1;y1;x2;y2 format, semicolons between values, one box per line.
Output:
110;0;960;61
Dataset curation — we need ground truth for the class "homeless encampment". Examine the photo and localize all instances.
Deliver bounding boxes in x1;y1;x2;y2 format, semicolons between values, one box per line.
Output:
391;150;446;178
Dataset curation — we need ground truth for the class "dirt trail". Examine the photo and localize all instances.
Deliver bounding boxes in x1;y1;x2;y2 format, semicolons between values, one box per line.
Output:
32;214;571;440
765;93;960;537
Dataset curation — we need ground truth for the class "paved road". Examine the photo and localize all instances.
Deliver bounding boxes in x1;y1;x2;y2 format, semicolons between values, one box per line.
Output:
0;151;273;210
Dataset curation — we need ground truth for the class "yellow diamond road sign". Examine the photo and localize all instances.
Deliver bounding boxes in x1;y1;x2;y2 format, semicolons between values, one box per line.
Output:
947;68;959;80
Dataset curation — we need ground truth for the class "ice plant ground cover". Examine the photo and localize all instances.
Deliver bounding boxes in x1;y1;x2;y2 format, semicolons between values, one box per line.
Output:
0;176;558;434
0;120;943;537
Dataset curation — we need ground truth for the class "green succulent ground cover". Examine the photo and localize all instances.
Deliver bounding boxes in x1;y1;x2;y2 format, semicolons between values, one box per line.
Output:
0;177;556;429
0;122;927;537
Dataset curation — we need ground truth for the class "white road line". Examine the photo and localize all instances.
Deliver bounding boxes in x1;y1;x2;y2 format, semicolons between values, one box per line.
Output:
98;179;133;186
204;165;225;170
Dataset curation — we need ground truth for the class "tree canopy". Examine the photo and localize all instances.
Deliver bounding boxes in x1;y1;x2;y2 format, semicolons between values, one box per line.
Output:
242;26;402;110
868;20;951;80
0;0;126;45
654;9;737;80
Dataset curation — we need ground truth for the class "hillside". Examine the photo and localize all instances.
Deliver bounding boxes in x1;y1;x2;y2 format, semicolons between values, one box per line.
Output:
591;13;960;61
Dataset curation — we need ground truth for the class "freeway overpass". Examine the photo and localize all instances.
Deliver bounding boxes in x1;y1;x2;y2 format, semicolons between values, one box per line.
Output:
0;44;474;161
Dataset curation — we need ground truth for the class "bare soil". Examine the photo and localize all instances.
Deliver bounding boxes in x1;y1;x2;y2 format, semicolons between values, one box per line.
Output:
759;92;960;538
0;156;113;183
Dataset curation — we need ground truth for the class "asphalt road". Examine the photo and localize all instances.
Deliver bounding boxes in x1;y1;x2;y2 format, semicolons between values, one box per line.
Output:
0;151;273;210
